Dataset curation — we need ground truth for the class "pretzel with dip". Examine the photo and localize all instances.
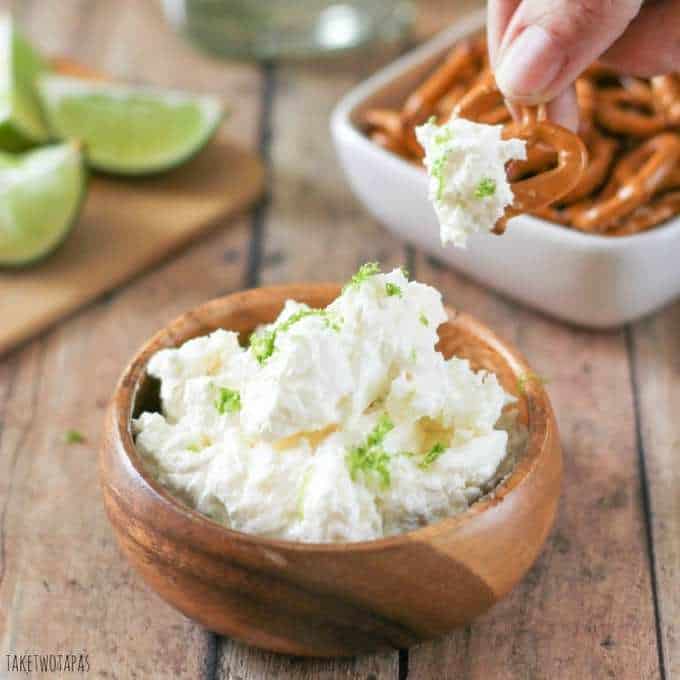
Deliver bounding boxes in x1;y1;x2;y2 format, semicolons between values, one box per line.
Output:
453;77;587;234
501;110;587;231
361;33;680;237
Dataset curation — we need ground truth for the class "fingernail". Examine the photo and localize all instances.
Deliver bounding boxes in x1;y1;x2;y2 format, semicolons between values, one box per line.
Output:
495;25;566;100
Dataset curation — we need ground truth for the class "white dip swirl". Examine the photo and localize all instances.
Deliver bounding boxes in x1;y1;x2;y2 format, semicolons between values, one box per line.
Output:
416;116;527;247
134;265;517;542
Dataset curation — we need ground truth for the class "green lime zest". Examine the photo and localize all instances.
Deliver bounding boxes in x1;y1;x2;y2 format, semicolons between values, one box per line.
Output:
419;442;446;469
367;414;394;447
385;282;402;298
432;153;448;201
250;329;276;364
296;468;313;518
434;128;454;145
187;443;201;453
419;312;429;326
343;262;381;292
346;414;394;488
215;387;241;414
474;177;496;198
279;308;342;334
250;307;341;364
64;429;85;444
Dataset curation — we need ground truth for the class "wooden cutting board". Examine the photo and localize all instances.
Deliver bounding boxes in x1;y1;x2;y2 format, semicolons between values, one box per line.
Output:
0;132;264;356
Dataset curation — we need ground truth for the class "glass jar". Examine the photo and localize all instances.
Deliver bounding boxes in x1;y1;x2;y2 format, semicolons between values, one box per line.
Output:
161;0;415;60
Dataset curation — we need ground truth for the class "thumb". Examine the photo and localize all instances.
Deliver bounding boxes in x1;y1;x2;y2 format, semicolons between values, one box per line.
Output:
494;0;642;104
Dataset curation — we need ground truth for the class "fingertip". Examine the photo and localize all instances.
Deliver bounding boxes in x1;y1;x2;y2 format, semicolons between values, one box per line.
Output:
487;0;522;68
494;25;566;101
545;87;579;132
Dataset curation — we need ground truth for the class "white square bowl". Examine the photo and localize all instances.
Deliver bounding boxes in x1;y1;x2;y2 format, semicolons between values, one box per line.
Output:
330;9;680;328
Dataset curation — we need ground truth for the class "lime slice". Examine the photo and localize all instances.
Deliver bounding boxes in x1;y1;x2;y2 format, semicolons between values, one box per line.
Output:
0;16;50;150
37;74;223;175
0;142;86;267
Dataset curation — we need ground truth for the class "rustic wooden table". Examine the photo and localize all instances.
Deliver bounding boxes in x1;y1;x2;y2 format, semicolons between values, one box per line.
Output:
0;1;677;678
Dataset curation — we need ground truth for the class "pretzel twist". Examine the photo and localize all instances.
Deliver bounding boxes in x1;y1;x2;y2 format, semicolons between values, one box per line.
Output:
370;130;413;158
652;74;680;126
575;77;598;137
435;84;467;118
402;39;484;126
560;133;619;205
529;205;573;226
505;141;556;182
609;191;680;236
454;70;509;124
596;87;667;137
363;109;423;160
570;133;680;232
499;114;587;231
504;114;557;181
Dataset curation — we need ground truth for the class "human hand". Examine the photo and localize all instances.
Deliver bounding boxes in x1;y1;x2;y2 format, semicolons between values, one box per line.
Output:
487;0;680;130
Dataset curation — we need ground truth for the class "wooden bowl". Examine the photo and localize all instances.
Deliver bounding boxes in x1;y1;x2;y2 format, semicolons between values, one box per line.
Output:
100;284;562;657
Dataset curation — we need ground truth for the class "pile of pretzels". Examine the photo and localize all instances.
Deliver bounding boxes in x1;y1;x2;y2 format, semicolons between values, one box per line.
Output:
361;33;680;237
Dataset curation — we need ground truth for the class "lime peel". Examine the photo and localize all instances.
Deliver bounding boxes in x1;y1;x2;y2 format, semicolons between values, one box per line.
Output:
0;141;86;267
0;16;50;150
37;74;223;175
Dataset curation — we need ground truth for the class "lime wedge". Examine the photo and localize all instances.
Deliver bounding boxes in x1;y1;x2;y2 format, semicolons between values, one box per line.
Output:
0;142;86;267
37;74;223;175
0;16;50;150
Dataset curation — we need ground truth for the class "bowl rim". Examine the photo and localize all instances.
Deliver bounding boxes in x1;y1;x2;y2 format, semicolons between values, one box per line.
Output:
106;283;554;553
329;7;680;250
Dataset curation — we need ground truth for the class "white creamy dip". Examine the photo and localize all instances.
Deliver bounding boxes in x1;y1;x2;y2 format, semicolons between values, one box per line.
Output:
416;116;526;247
134;265;516;542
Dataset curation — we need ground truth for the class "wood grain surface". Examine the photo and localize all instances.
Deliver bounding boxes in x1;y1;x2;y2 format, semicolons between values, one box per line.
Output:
406;257;661;679
0;0;675;678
